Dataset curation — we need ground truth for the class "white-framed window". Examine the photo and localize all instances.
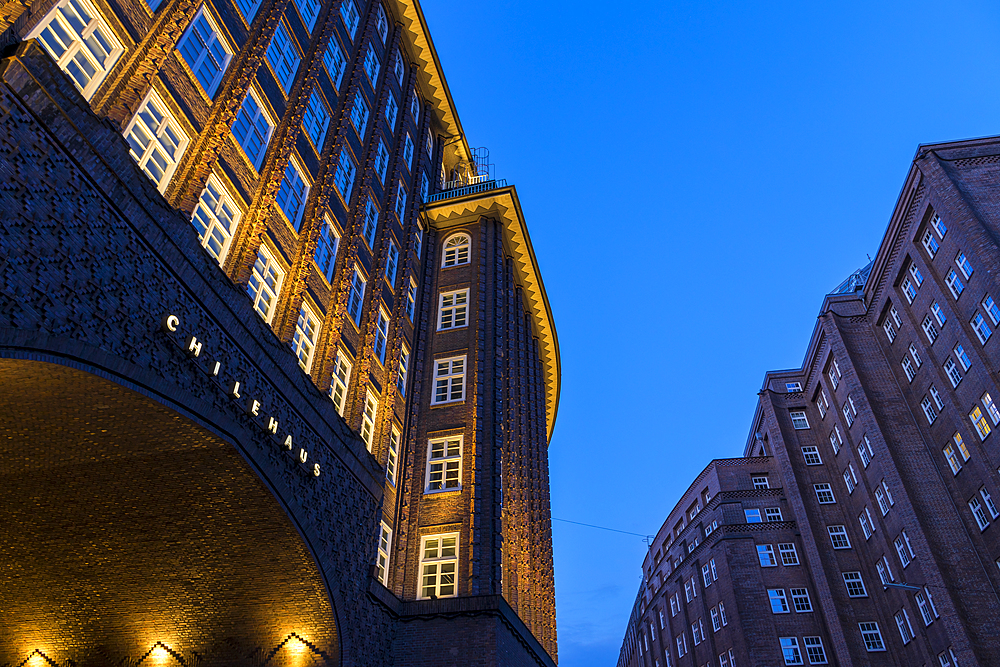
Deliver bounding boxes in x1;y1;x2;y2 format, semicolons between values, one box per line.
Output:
921;396;937;424
932;301;947;326
375;2;388;41
901;277;916;303
984;392;1000;425
328;349;352;416
394;181;407;218
442;233;471;267
419;533;458;598
859;622;885;652
930;213;948;238
901;355;915;381
982;486;999;518
692;619;704;645
973;312;992;344
956;251;974;279
124;89;189;192
944;358;962;388
915;590;934;625
374;139;390;183
923;313;942;342
814;483;835;504
877;556;894;585
757;544;776;567
438;289;468;330
432;356;466;404
842;403;854;427
360;389;378;450
670;593;679;616
425;436;462;491
765;507;783;522
955;343;972;370
266;20;299;93
373;308;389;363
178;5;232;97
232;87;274;170
397;343;409;396
30;0;124;101
910;262;924;286
719;601;728;626
882;479;894;507
676;633;687;657
922;228;939;257
362;196;379;247
406;278;417;321
347;265;366;326
340;0;360;38
828;525;851;549
702;563;711;587
710;607;720;632
363;43;380;83
946;269;965;299
802;446;822;465
246;244;284;323
710;557;718;580
930;384;944;410
385;240;399;285
350;91;370;136
829;429;840;454
375;520;391;584
984;295;1000;325
804;637;827;665
829;364;840;387
785;381;803;393
843;468;855;494
908;344;922;368
292;302;320;373
778;543;798;565
894;535;910;567
943;442;963;475
752;475;770;489
276;155;310;230
843;571;867;597
191;174;240;264
302;90;330;150
323;37;347;89
858;442;871;468
895;609;915;644
403;133;414;168
971;406;991;441
790;411;810;429
790;588;812;612
745;508;762;523
385;93;398;129
969;494;990;530
393;49;404;83
386;425;399;484
883;319;896;342
411;90;420;122
333;147;357;202
685;576;697;600
859;508;874;539
779;637;802;665
314;215;340;282
891;303;902;325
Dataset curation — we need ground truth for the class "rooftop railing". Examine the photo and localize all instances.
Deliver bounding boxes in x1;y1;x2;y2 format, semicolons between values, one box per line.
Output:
425;178;508;204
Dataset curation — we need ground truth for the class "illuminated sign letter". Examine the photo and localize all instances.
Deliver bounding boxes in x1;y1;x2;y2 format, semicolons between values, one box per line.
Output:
282;434;293;450
186;336;203;357
211;361;221;377
161;314;180;332
267;417;279;434
229;380;241;399
298;448;308;463
313;463;321;477
248;399;261;416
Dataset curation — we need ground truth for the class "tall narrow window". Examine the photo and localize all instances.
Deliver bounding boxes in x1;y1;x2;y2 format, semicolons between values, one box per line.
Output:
901;277;916;303
426;436;462;491
124;90;189;192
895;610;915;645
984;393;1000;425
386;426;399;484
333;148;357;202
406;278;417;321
265;21;299;93
350;91;369;137
293;0;319;30
894;535;911;567
362;197;379;247
276;156;309;230
930;213;948;238
432;356;466;404
922;316;939;343
340;0;360;38
323;37;347;89
374;139;390;183
921;396;937;424
984;295;1000;326
438;289;468;330
946;269;965;299
191;174;240;264
943;442;963;475
414;222;424;258
178;6;232;97
956;251;974;280
384;93;398;129
246;245;284;323
971;406;991;441
360;390;378;450
883;319;896;342
955;343;972;370
922;228;939;257
394;181;407;218
411;90;421;122
944;358;962;387
373;308;389;363
385;240;399;285
302;90;330;150
930;384;944;410
910;262;924;286
375;3;388;42
901;356;915;382
442;233;471;267
972;312;992;345
397;344;409;396
403;133;414;168
30;0;124;100
393;49;404;83
232;87;274;170
347;266;366;326
363;44;380;83
291;303;320;373
314;215;340;282
969;494;990;530
419;533;458;598
376;521;391;584
932;302;947;326
328;350;352;416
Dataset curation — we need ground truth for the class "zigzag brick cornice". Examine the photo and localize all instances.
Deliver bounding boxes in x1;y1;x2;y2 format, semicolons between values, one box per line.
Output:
423;187;560;443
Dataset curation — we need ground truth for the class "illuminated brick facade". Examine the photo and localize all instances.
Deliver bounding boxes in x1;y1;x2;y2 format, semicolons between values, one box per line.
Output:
617;136;1000;667
0;0;558;663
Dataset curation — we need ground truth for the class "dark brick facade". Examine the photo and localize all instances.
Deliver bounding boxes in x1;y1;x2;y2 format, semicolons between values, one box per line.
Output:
617;136;1000;667
0;0;559;662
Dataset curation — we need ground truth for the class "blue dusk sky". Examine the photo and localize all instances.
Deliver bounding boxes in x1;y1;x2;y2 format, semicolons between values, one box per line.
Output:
420;1;1000;665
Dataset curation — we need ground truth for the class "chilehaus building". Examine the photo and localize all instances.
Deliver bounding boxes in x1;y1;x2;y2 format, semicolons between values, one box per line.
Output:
0;0;559;663
616;136;1000;667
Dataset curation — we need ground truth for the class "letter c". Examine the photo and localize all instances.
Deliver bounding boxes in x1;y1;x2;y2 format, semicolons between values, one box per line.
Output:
161;314;180;332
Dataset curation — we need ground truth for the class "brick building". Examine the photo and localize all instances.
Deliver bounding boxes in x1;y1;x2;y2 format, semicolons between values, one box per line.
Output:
616;136;1000;667
0;0;558;663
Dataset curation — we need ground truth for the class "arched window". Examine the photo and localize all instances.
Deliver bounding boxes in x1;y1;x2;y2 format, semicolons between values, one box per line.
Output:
442;233;470;267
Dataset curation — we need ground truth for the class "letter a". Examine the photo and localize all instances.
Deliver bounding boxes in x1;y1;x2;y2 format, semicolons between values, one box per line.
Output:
282;434;293;450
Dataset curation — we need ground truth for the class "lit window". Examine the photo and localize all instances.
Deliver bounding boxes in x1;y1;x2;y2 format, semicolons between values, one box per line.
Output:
191;174;240;264
266;20;299;93
969;494;990;530
955;343;972;370
29;0;123;100
946;269;965;299
814;483;835;504
930;213;947;238
350;91;370;136
373;308;389;363
385;93;398;130
291;302;320;373
943;443;963;475
406;278;417;321
360;389;378;450
438;289;468;330
397;344;409;396
347;265;366;326
362;196;379;247
232;87;274;170
376;521;391;584
859;622;885;652
778;543;798;565
357;433;391;492
394;181;407;218
843;572;867;597
756;544;776;566
922;228;939;257
323;37;347;89
375;3;388;42
302;90;330;149
828;525;851;549
790;411;809;429
984;295;1000;326
779;636;802;665
276;156;309;230
932;302;947;326
246;245;284;322
971;406;991;441
443;233;471;267
374;139;390;183
403;133;414;168
333;147;357;202
972;312;992;345
385;240;398;286
802;446;822;465
328;349;352;416
340;0;360;38
432;356;466;404
426;436;462;491
124;90;188;192
419;533;458;598
314;215;340;282
363;44;380;83
178;6;232;97
920;396;937;424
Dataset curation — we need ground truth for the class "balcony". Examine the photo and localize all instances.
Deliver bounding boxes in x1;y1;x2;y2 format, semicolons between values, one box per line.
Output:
425;177;508;204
